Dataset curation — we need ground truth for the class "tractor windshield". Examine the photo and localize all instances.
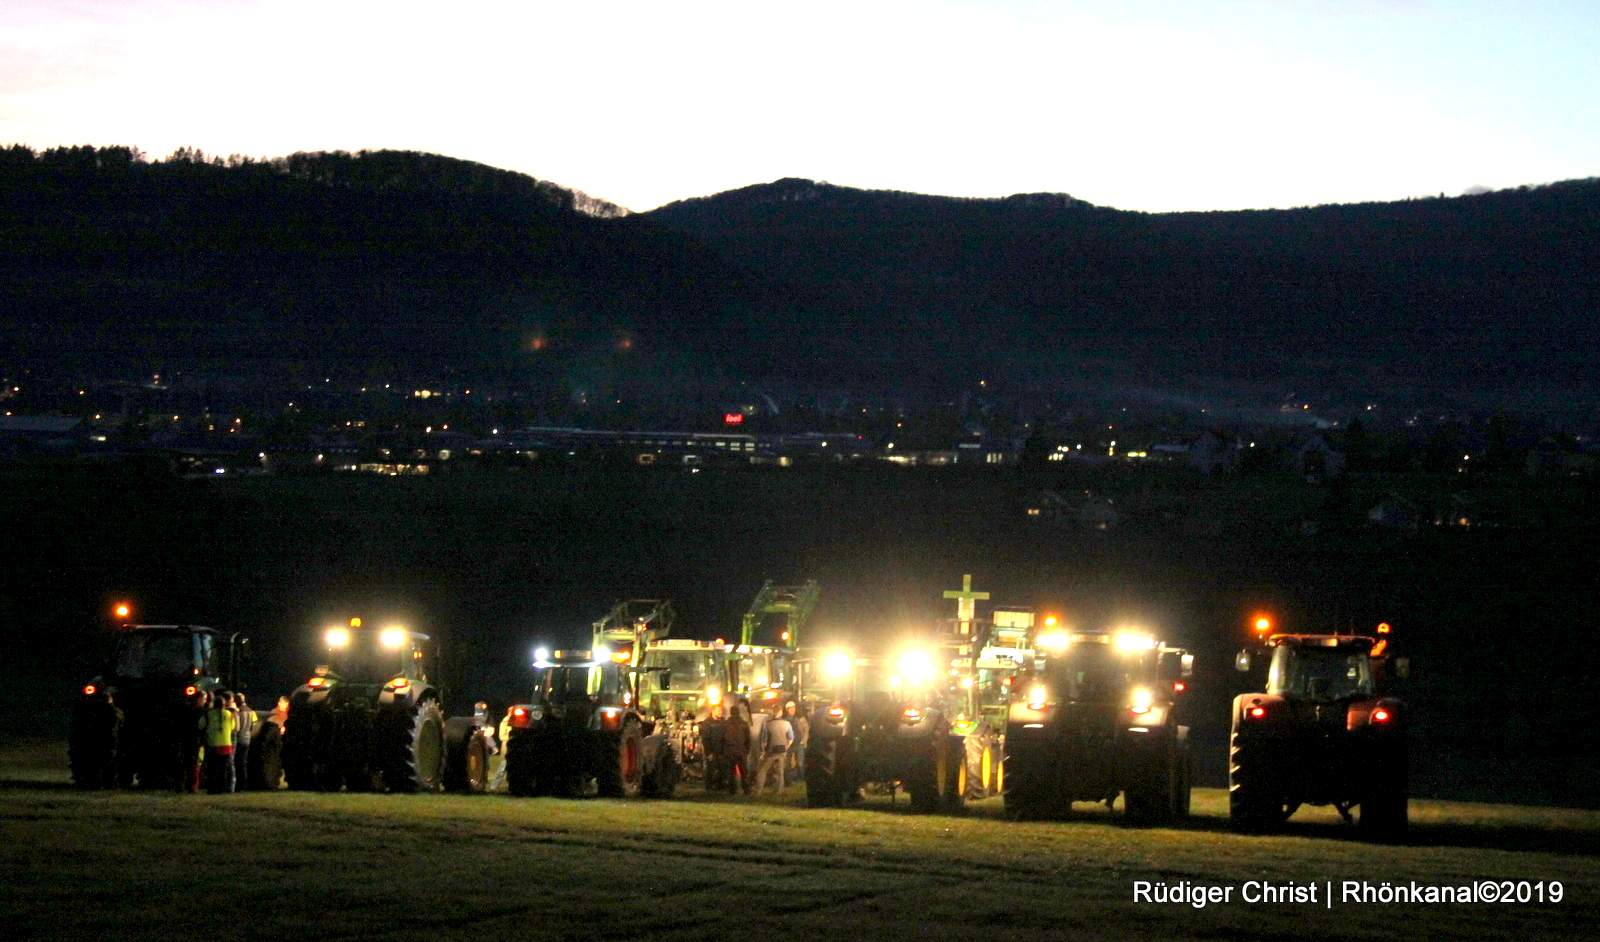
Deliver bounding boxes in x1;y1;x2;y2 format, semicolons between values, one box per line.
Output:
1037;644;1147;702
328;643;412;684
532;665;597;704
1268;646;1374;700
638;650;719;692
113;631;196;679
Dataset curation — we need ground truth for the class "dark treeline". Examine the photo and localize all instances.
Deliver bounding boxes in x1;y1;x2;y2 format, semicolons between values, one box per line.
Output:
3;146;1598;412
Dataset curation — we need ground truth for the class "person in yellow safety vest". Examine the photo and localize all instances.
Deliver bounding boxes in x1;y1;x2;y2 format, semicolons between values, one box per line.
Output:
203;692;237;794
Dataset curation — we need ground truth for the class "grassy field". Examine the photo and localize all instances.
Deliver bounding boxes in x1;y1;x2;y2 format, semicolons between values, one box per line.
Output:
3;739;1595;941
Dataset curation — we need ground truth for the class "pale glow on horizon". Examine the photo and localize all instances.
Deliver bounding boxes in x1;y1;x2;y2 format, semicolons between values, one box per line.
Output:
1;0;1596;212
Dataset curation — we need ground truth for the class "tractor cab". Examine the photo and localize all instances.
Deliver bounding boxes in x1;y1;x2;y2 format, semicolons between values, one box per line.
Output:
89;624;241;706
637;639;729;720
513;650;635;733
307;621;432;705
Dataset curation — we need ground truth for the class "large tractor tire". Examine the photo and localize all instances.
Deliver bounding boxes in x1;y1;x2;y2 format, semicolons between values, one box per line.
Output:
1357;747;1409;841
443;718;490;794
282;700;339;791
906;736;943;814
805;737;844;807
641;734;680;799
68;702;119;789
336;708;384;792
505;731;541;797
248;720;284;791
380;699;445;793
940;735;968;814
597;721;644;799
1124;739;1178;827
1228;735;1286;832
1171;739;1192;821
1003;743;1069;821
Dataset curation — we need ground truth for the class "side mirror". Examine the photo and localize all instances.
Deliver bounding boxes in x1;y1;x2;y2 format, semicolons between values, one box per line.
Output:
1393;657;1411;680
1235;650;1253;672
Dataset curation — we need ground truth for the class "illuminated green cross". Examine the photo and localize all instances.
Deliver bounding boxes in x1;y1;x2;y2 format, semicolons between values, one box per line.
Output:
943;573;990;630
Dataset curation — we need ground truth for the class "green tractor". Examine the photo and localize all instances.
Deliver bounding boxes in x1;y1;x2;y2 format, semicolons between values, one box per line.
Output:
504;647;680;799
280;619;491;794
69;619;282;790
799;646;968;814
1229;623;1409;839
1003;628;1195;824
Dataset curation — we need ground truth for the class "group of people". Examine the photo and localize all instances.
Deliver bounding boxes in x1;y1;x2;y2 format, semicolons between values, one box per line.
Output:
185;689;258;794
701;699;810;796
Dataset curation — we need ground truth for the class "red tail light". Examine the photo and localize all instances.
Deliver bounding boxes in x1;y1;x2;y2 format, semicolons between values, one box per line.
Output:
82;684;98;696
1372;707;1392;724
1247;705;1266;720
901;707;923;722
307;677;328;689
1172;681;1187;694
599;706;623;731
184;685;199;697
509;706;532;728
826;705;845;722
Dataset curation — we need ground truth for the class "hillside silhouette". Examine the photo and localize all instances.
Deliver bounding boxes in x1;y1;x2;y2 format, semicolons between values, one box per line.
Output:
3;146;1596;408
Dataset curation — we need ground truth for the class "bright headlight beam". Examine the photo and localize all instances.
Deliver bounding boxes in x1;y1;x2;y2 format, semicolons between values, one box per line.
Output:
896;647;936;687
324;626;351;649
379;626;408;650
1113;630;1156;653
822;650;854;680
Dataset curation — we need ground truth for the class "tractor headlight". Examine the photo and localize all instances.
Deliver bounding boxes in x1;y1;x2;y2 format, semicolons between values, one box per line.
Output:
324;626;351;649
1027;684;1048;710
1036;631;1070;653
1113;630;1156;653
896;647;936;688
706;685;723;706
822;650;854;681
1129;686;1154;714
379;626;408;650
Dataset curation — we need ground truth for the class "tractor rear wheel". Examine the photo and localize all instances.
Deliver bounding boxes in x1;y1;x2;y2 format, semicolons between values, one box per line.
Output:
597;722;644;798
69;702;118;789
1358;749;1408;841
283;700;337;791
964;725;999;799
641;737;680;799
380;699;445;793
805;738;842;807
1228;737;1284;832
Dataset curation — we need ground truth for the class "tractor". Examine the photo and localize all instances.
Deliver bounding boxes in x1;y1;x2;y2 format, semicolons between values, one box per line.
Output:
503;646;680;798
800;646;968;814
279;619;491;793
1003;628;1194;824
1229;621;1409;838
69;619;284;790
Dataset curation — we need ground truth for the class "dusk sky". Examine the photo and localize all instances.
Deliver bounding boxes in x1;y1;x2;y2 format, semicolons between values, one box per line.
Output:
3;0;1596;212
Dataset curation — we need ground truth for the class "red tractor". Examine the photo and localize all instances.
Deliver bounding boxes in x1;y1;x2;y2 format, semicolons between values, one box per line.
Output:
1229;621;1408;839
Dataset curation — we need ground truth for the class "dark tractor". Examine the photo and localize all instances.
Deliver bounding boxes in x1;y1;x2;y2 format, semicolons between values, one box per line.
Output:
69;623;283;790
1003;630;1194;825
504;649;680;799
800;648;967;814
280;621;490;794
1229;631;1408;839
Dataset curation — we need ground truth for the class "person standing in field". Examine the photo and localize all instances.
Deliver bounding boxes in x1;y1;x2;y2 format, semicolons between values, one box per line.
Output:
753;709;794;796
182;691;209;793
724;701;752;794
203;691;237;794
232;693;255;791
784;700;809;785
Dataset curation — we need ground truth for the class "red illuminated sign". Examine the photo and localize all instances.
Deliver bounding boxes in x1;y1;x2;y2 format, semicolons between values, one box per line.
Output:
723;412;745;426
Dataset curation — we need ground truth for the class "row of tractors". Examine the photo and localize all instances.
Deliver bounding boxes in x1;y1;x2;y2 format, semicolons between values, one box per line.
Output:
69;578;1410;839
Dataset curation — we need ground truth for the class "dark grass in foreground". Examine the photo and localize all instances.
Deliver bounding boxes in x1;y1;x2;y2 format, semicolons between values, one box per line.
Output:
2;740;1596;942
